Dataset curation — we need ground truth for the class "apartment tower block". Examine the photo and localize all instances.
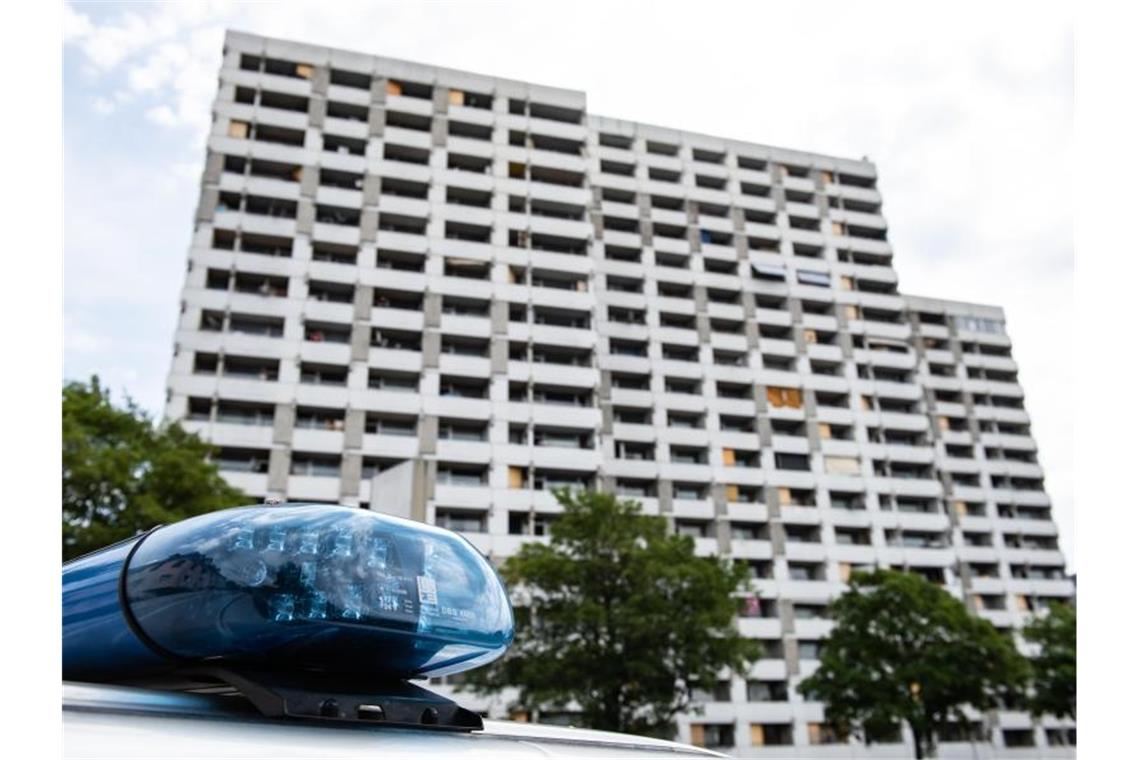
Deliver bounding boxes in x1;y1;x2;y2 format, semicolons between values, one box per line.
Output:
165;31;1075;757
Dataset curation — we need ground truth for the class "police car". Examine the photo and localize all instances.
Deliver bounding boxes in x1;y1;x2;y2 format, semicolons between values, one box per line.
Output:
63;503;720;758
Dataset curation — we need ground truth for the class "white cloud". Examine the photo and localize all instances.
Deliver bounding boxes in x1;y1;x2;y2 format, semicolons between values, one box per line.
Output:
144;104;177;126
62;3;92;42
90;96;114;115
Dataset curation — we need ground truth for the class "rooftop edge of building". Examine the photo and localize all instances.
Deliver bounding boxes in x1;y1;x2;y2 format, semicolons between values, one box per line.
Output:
588;113;878;177
224;29;586;110
223;29;879;177
902;293;1007;321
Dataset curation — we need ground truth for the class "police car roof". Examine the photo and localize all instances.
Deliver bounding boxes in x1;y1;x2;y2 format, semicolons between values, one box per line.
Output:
63;682;723;759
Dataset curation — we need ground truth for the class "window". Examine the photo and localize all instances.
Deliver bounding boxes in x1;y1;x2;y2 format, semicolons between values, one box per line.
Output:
788;562;824;581
534;428;592;449
719;415;754;433
299;363;346;386
676;522;708;540
212;401;274;427
797;640;822;660
673;482;708;500
372;328;422;352
438;419;487;441
439;377;488;399
368;370;419;392
533;469;593;490
508;512;530;535
794;603;828;619
615;478;655;497
312;242;356;265
746;680;788;702
435;509;486;534
1002;729;1035;748
752;262;786;282
807;723;846;745
441;336;489;357
304;321;351;344
290;453;341;478
834;527;871;546
691;680;732;703
295;407;345;431
775;453;810;471
214;447;269;474
437;465;487;487
366;414;416;437
784;525;820;544
1046;728;1076;747
730;522;766;541
824;456;860;475
667;411;704;429
614;407;651;424
739;597;775;618
691;724;734;750
766;386;803;409
750;723;792;747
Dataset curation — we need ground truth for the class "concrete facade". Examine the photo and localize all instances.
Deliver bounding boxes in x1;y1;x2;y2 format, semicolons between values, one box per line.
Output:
164;31;1075;757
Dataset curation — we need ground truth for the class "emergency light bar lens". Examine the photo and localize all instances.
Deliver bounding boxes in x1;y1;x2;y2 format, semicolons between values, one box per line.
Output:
63;505;513;681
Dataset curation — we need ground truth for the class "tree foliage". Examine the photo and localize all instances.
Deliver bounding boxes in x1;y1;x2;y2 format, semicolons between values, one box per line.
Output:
463;488;759;738
797;570;1029;759
62;377;248;560
1022;602;1076;720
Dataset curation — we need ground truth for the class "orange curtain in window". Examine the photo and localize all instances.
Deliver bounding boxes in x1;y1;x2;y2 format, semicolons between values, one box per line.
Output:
766;386;803;409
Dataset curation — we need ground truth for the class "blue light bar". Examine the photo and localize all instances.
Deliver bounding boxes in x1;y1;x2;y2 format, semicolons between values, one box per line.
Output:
63;505;514;681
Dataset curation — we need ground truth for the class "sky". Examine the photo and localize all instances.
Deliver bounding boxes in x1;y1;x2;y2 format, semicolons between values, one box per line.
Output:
62;0;1075;568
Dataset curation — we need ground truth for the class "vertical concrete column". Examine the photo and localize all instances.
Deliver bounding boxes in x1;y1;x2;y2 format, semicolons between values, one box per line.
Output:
431;117;448;148
195;188;220;224
767;487;784;526
784;638;800;677
350;323;371;361
299;165;319;198
730;206;746;234
272;404;295;445
310;65;330;97
267;448;291;496
687;226;702;254
657;480;674;519
360;208;378;243
295;200;316;235
639;219;654;248
307;96;326;130
419;416;439;455
422;332;441;369
339;452;362;501
344;409;365;450
202;151;224;185
423;292;442;328
713;484;731;553
362;175;381;207
368;105;385;138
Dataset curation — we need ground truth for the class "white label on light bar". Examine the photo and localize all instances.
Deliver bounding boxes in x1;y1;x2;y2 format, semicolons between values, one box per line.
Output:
417;575;438;606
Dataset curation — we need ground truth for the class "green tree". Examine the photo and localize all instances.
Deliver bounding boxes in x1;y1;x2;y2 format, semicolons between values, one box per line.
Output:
797;570;1029;759
63;376;248;560
464;488;759;738
1022;602;1076;720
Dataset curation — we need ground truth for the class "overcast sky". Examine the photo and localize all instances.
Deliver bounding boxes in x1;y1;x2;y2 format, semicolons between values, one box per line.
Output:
62;1;1074;568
